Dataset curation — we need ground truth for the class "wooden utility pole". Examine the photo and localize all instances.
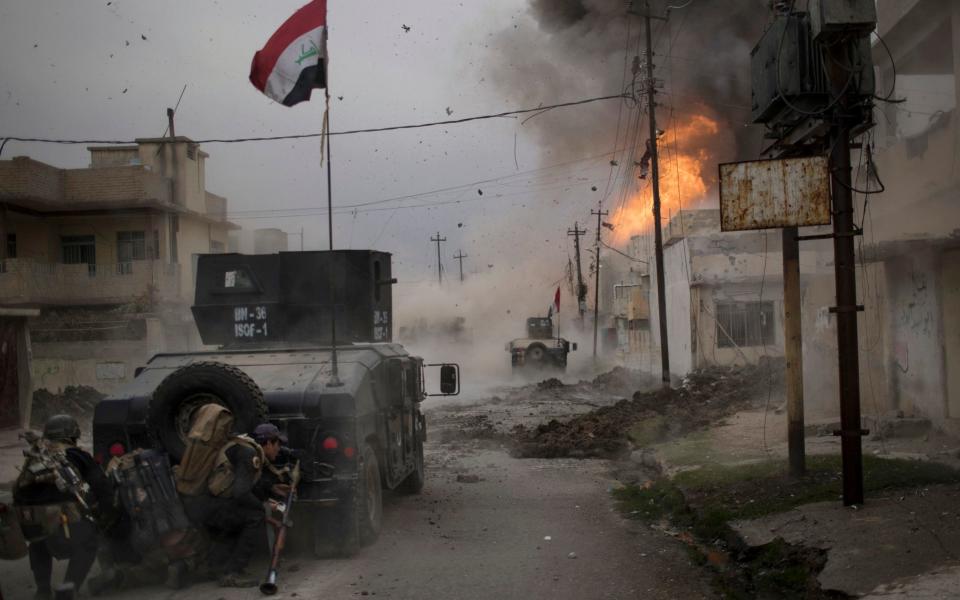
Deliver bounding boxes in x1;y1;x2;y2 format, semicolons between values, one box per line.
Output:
568;222;588;322
591;206;609;358
826;52;865;504
453;250;468;283
642;4;671;387
431;232;446;285
782;226;805;476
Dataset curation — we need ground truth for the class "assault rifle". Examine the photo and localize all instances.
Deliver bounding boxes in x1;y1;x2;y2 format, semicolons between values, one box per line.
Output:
20;431;92;515
260;460;301;595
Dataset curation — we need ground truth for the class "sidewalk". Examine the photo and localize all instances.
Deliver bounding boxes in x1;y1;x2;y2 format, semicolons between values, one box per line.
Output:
634;407;960;597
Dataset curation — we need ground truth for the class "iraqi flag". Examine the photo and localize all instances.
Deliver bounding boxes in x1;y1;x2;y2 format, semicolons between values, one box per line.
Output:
250;0;328;107
547;287;560;318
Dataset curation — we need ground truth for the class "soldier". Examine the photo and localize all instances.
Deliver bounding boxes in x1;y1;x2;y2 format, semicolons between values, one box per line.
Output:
252;423;294;501
178;405;268;588
13;415;115;599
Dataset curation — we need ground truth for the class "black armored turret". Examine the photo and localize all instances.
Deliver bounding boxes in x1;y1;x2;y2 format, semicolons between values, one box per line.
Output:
191;250;394;347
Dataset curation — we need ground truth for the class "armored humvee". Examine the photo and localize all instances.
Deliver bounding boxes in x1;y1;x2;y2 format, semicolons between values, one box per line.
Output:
93;250;458;557
505;316;577;372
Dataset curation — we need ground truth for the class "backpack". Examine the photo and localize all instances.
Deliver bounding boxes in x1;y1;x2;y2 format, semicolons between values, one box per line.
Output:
207;435;264;497
107;448;190;554
174;404;235;496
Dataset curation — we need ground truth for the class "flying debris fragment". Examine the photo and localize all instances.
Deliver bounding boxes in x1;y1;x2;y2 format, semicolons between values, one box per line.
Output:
401;24;411;32
457;223;463;228
591;185;597;191
477;189;483;196
602;222;615;231
446;106;453;116
609;160;618;166
141;34;147;40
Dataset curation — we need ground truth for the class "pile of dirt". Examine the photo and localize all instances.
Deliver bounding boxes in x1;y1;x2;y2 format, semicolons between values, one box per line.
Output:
513;362;783;459
537;378;564;390
590;366;659;397
30;386;105;432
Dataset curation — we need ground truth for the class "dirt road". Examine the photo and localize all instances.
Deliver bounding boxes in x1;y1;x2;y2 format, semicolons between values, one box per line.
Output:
1;379;714;600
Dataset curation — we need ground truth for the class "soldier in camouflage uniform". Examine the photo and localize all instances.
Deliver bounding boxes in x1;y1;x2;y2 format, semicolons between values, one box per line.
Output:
13;415;115;599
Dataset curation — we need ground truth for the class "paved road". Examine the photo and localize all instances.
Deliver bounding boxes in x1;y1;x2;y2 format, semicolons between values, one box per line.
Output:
1;393;714;600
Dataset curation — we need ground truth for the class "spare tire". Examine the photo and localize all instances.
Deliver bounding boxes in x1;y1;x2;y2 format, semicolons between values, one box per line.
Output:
525;343;548;368
147;361;267;462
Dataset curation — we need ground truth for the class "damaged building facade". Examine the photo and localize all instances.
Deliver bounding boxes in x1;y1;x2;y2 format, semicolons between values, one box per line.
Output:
610;0;960;431
0;137;236;426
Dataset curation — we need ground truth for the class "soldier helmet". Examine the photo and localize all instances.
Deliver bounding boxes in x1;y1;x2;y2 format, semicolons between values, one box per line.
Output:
43;414;81;442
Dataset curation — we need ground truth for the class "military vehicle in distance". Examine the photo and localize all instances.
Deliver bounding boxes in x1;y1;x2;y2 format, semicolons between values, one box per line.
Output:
93;250;459;557
506;316;577;372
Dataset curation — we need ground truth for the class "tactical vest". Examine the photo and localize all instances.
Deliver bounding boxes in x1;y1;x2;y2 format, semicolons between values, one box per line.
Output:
13;440;86;542
207;435;265;497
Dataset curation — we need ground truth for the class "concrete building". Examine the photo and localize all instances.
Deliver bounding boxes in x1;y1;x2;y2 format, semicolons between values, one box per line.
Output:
857;0;960;428
0;137;237;425
616;209;892;419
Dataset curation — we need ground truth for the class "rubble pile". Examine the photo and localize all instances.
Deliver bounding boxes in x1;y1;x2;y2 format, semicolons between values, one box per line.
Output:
589;366;660;397
536;377;565;390
512;361;783;459
30;386;105;432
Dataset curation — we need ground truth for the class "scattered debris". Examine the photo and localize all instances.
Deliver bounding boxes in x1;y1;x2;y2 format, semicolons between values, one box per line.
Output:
567;552;577;559
513;362;783;459
456;474;481;484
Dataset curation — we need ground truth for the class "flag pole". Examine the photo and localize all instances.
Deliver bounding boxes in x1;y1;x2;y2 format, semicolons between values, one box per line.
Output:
325;82;342;387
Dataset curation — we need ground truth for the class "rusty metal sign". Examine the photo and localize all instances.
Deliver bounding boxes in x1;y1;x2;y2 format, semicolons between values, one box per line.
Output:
718;155;831;231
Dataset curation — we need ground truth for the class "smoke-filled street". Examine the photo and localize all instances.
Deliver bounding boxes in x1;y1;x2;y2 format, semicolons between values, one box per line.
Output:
4;1;960;598
1;375;715;600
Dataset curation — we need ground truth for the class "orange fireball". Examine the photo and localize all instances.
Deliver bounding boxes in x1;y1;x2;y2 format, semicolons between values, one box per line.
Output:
611;113;720;243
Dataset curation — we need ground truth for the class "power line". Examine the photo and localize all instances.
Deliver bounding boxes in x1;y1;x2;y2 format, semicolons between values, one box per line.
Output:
0;94;627;148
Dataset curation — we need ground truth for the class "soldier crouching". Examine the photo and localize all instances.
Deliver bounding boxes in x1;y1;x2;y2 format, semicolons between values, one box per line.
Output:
177;404;270;588
13;415;116;599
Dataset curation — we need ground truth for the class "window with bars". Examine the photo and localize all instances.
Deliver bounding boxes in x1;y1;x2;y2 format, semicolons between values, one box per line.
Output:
715;301;775;348
117;231;146;275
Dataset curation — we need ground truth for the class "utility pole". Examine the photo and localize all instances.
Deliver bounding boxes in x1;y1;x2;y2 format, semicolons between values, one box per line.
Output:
431;232;446;285
568;222;588;322
782;225;805;476
591;206;609;359
453;250;468;283
642;3;671;387
826;47;865;507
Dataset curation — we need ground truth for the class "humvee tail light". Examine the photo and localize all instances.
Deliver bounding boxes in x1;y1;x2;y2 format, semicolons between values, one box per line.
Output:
321;436;339;451
109;442;126;457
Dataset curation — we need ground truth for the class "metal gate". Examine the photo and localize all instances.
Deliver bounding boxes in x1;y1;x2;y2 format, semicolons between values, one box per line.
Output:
0;318;19;428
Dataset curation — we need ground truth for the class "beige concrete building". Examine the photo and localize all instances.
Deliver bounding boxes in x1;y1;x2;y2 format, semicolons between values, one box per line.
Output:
0;137;237;425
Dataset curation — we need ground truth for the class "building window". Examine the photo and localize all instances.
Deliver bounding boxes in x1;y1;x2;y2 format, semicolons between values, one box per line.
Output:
6;233;15;258
715;301;775;348
210;240;225;253
117;231;146;275
61;235;96;276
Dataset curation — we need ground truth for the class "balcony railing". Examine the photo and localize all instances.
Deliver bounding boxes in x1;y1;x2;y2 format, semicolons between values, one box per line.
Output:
0;259;180;306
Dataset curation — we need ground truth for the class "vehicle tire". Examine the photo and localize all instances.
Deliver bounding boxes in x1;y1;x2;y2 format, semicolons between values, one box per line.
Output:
146;361;267;462
398;434;425;495
525;344;548;369
312;442;382;558
356;443;383;544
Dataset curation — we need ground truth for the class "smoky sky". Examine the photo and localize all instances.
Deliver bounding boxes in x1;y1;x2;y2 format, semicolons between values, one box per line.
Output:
0;0;776;340
491;0;770;162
